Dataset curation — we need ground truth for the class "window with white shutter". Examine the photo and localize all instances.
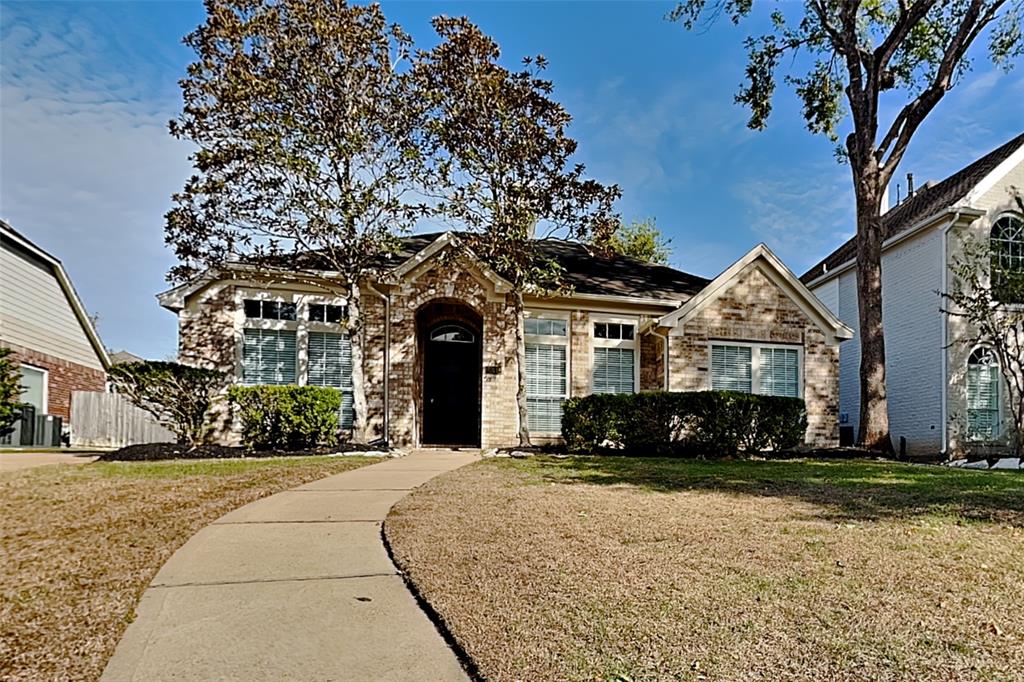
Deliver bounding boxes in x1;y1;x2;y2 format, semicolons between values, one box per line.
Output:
526;344;567;432
525;313;569;433
967;348;1000;440
759;347;799;397
591;318;637;395
710;343;801;397
711;345;752;393
593;347;635;394
308;331;354;429
242;329;297;385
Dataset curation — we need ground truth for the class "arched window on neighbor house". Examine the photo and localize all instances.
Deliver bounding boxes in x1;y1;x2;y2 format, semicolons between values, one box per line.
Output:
991;213;1024;303
966;347;1001;441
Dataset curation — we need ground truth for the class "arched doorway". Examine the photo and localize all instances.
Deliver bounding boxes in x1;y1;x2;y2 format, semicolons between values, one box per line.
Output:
417;300;482;446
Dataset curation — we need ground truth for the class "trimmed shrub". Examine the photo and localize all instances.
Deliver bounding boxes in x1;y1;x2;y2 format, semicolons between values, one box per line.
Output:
228;385;343;450
562;390;807;457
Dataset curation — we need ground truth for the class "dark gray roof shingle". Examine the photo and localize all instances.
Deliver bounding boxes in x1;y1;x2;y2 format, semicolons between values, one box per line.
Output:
800;132;1024;284
377;231;709;301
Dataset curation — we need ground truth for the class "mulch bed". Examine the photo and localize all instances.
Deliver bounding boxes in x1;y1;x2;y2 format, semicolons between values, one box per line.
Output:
99;442;386;461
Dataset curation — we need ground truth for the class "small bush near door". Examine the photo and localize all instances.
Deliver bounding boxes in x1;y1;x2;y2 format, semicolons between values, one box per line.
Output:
228;385;343;450
561;390;807;456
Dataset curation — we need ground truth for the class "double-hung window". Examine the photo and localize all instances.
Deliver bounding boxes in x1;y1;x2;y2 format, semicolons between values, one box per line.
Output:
307;331;354;428
524;315;569;433
242;328;297;385
710;343;800;397
592;319;636;394
967;348;1000;440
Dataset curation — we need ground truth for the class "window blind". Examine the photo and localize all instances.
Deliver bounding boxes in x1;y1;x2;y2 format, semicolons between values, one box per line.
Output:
242;329;297;385
967;359;1000;440
710;345;752;393
593;347;634;394
759;347;799;397
526;343;567;432
308;331;354;429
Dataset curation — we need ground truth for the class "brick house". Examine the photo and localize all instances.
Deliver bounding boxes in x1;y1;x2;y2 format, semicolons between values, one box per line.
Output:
802;133;1023;458
0;220;110;433
159;232;852;449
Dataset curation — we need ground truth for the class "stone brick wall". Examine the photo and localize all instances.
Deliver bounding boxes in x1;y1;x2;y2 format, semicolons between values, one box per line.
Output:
640;332;664;391
569;311;591;397
666;265;840;447
4;342;106;420
382;259;520;448
178;283;240;442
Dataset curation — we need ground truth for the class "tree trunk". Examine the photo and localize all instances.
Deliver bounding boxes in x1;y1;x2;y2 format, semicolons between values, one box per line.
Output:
348;281;368;444
512;290;532;447
853;170;894;454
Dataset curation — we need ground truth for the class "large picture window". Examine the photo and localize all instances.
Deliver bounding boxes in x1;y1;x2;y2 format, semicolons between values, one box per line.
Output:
307;331;354;429
525;314;569;433
966;347;1000;440
710;343;801;397
242;328;297;385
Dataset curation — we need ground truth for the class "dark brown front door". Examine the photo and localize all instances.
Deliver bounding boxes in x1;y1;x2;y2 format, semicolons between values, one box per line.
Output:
422;323;480;446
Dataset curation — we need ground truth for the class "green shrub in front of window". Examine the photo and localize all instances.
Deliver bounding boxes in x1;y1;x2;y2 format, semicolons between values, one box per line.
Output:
227;385;343;450
562;390;807;456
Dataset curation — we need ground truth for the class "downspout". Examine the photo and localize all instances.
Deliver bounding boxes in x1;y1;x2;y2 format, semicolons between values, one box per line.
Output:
658;327;671;391
366;282;390;445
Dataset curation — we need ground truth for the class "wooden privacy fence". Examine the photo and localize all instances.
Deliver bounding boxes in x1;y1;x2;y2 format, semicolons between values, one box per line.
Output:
71;391;175;448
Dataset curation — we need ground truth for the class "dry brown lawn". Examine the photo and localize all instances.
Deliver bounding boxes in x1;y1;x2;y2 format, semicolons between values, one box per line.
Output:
386;457;1024;682
1;456;374;681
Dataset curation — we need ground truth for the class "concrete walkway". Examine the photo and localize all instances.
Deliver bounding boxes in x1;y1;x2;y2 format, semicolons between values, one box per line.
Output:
102;450;478;682
0;450;99;472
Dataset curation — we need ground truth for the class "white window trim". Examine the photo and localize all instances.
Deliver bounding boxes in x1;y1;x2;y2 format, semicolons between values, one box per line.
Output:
19;364;49;414
524;309;571;435
590;314;639;394
966;348;1002;441
234;288;349;386
707;340;804;398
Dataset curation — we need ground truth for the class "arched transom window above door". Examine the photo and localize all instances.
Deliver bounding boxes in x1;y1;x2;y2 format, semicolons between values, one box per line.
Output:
429;324;475;343
991;214;1024;303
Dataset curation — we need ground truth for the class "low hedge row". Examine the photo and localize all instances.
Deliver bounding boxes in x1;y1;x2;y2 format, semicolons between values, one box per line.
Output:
228;385;343;450
561;390;807;456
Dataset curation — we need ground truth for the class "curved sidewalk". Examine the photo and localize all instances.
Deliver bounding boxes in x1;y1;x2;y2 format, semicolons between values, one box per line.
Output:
102;451;478;682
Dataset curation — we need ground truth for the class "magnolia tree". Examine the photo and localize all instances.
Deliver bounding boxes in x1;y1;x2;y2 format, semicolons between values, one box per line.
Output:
415;17;620;446
942;193;1024;460
671;0;1023;452
165;0;429;441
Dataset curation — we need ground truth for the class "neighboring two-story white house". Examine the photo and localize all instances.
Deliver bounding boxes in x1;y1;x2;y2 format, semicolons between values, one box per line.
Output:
801;133;1024;458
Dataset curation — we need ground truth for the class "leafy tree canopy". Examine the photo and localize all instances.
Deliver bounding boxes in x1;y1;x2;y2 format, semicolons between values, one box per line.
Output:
0;347;24;436
609;218;673;264
415;16;621;294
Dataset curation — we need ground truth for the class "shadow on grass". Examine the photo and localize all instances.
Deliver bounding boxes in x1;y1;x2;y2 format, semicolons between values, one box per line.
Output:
511;456;1024;526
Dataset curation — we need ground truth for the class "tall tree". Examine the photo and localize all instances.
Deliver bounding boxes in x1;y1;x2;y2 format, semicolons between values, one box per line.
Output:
416;17;621;446
0;347;24;437
609;218;673;264
670;0;1023;452
166;0;428;441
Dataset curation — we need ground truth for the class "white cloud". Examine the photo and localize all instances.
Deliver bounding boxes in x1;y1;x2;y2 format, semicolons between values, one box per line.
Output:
734;164;855;273
1;7;194;359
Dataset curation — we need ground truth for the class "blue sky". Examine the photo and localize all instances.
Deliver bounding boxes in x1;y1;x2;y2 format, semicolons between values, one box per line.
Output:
2;1;1022;360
